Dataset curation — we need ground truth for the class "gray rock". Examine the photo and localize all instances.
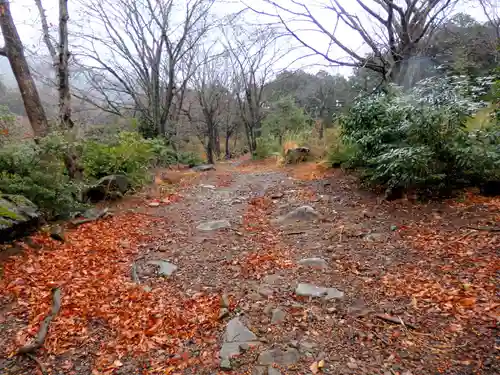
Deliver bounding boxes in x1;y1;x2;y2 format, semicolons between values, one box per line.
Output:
220;358;232;370
0;194;40;242
268;367;282;375
200;184;216;189
364;232;386;242
50;224;65;242
276;205;320;223
192;164;215;172
83;174;129;203
252;366;267;375
258;285;273;298
271;309;286;324
295;283;344;299
258;348;300;366
262;274;282;284
263;304;274;316
239;342;250;351
196;219;231;231
219;308;230;320
225;318;257;342
299;340;317;352
146;260;178;276
298;257;327;269
220;318;259;360
257;350;275;366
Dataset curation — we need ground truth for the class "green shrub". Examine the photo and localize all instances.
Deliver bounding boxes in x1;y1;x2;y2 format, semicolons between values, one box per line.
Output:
177;151;203;166
0;141;83;218
327;140;357;168
262;96;310;144
255;137;280;159
146;138;179;167
340;77;499;196
82;131;155;185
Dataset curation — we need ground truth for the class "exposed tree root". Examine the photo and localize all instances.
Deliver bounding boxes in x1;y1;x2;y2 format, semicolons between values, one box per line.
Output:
26;353;48;375
18;287;62;354
375;313;417;330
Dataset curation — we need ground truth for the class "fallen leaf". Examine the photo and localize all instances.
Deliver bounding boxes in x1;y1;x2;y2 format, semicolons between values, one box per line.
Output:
310;361;319;374
459;297;476;307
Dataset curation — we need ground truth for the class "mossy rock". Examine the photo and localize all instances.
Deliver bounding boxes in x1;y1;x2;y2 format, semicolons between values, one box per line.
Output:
82;174;130;203
0;194;40;242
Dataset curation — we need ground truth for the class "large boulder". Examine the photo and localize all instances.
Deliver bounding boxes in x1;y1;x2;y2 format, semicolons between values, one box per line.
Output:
285;147;310;164
0;194;40;242
83;174;130;203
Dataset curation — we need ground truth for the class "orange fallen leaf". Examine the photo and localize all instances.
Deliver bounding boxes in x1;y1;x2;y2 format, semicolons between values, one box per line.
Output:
310;361;319;374
458;297;476;307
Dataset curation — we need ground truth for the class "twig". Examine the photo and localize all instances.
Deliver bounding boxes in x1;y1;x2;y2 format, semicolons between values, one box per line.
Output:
375;313;417;330
441;230;476;250
284;231;305;236
465;226;500;232
18;287;62;354
25;353;48;375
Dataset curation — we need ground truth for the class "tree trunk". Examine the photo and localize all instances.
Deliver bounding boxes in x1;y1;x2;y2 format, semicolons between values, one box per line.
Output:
205;137;214;165
58;0;73;128
214;125;221;159
205;119;215;165
0;0;48;137
225;131;231;159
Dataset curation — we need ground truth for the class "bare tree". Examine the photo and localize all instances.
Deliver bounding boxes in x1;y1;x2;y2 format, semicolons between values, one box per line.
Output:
477;0;499;39
477;0;499;63
188;47;230;164
75;0;215;138
224;25;282;154
0;0;48;137
249;0;459;86
34;0;74;128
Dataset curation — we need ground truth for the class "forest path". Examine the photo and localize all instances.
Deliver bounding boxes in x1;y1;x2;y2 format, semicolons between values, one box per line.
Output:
0;159;498;375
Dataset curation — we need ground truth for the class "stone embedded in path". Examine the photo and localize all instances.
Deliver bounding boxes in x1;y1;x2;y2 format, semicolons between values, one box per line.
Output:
271;308;286;324
220;318;259;365
295;283;344;300
252;367;267;375
146;260;178;276
268;367;282;375
196;219;231;231
257;348;300;366
192;164;215;172
298;257;327;269
276;205;320;223
200;184;216;189
258;285;274;298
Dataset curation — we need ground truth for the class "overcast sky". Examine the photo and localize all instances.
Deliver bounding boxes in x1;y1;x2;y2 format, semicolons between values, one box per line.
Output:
3;0;495;80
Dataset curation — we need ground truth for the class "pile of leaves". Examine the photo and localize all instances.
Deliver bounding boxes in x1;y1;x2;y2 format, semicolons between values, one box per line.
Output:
0;212;221;374
378;193;499;369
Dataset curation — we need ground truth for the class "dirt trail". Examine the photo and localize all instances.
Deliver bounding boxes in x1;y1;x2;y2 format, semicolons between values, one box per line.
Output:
0;161;498;375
